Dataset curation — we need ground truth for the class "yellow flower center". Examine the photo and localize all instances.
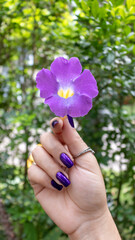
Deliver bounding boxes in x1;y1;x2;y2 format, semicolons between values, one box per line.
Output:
57;88;74;99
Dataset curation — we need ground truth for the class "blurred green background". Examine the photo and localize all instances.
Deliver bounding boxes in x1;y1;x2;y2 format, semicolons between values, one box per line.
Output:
0;0;135;239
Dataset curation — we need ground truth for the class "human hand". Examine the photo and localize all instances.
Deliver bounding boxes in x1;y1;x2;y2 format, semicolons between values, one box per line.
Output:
28;117;121;240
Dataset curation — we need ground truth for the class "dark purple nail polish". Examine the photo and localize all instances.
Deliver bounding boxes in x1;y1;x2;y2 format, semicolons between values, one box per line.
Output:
51;179;63;191
60;153;74;168
52;120;58;128
56;172;71;187
67;115;74;128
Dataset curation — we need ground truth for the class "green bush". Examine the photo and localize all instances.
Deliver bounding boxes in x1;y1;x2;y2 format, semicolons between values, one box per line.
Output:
0;0;135;239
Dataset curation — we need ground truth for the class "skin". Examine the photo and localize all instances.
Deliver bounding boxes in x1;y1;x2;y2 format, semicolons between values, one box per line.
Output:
28;117;121;240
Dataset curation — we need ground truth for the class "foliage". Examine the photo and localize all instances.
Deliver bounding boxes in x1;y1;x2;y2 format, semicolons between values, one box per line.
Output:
0;165;68;240
0;0;135;240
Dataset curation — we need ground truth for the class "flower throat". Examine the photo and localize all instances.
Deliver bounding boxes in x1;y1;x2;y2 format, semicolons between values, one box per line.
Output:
57;88;74;99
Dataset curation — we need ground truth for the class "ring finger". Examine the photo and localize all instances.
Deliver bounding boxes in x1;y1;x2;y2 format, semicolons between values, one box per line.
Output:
28;164;63;191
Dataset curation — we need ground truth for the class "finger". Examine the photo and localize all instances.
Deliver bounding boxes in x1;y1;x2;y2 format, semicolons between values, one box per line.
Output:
28;164;63;191
40;132;74;169
32;146;71;187
50;117;65;144
50;117;101;174
51;117;64;134
50;117;86;154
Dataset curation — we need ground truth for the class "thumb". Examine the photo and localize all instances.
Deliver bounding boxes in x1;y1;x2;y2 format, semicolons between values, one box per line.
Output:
50;117;100;174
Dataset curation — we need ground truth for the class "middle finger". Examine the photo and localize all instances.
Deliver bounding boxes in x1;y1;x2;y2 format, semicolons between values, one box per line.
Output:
40;132;74;169
32;146;70;187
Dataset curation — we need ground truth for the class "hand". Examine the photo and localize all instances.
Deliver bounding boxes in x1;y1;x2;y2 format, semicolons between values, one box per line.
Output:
28;117;121;240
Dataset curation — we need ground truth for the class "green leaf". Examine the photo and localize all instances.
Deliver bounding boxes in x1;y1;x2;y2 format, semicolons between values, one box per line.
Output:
81;0;90;14
24;222;38;240
91;0;99;18
44;227;62;240
133;45;135;55
126;0;134;9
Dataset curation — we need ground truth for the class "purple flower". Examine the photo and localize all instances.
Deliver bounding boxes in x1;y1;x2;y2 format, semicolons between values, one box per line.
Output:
36;57;98;117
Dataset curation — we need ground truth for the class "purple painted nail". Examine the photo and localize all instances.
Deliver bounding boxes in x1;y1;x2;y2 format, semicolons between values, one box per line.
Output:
56;172;71;187
67;115;74;128
52;120;58;128
51;179;63;191
60;153;74;168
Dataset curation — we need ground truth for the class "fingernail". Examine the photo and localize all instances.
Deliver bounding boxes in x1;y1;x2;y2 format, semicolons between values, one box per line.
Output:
52;120;58;128
60;153;74;168
56;172;71;187
51;179;63;191
67;115;74;128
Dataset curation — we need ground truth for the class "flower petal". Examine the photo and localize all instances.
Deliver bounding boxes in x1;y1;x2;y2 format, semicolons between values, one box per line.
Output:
36;69;58;98
45;95;68;117
67;94;92;117
50;57;82;86
74;69;99;98
45;93;92;117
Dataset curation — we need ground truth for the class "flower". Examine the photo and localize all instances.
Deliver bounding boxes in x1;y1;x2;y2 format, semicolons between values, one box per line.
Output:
36;57;98;117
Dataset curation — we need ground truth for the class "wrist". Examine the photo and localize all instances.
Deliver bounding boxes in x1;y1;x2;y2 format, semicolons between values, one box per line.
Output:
69;208;121;240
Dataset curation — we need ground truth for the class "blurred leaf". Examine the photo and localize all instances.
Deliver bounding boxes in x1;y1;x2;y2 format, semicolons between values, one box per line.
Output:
91;0;99;18
44;227;62;240
24;222;38;240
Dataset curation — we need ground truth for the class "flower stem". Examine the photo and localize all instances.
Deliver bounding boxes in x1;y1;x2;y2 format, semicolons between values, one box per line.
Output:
67;115;74;128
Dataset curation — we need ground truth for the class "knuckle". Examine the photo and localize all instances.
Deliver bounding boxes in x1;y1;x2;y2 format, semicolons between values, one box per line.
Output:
50;140;58;151
32;146;41;157
40;132;55;150
40;132;51;144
